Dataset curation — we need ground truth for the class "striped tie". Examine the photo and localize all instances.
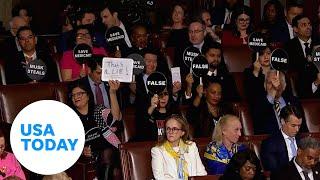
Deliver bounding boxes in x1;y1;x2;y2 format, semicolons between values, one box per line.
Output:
274;100;281;118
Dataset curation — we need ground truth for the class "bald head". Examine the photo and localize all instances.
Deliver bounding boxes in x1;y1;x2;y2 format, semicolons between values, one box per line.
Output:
9;16;28;36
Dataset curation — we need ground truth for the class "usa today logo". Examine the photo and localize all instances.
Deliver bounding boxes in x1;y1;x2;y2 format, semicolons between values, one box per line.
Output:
10;100;85;175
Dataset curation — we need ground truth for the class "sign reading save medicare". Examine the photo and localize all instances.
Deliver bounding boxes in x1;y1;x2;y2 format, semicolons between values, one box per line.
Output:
10;100;85;175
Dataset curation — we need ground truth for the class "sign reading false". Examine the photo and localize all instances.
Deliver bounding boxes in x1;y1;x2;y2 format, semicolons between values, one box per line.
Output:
270;48;289;71
312;46;320;71
248;32;267;52
101;57;133;82
25;59;47;81
192;55;209;85
146;72;167;94
127;53;145;75
183;46;200;68
105;26;126;47
73;43;92;64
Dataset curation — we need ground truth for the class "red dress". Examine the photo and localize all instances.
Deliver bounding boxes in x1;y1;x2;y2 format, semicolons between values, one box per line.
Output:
221;30;249;48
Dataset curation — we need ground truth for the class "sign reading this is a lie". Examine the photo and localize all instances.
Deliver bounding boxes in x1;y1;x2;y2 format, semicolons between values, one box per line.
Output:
101;57;133;82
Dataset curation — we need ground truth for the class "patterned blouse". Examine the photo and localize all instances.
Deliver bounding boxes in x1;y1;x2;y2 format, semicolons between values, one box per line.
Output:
204;141;246;175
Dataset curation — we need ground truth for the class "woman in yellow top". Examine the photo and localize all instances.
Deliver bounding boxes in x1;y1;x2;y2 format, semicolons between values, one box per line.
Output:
151;115;207;180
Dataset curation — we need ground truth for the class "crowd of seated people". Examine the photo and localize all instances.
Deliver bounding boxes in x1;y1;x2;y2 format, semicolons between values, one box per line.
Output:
1;0;320;180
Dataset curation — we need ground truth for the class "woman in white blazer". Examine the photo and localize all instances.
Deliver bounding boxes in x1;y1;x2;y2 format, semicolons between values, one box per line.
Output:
151;114;207;180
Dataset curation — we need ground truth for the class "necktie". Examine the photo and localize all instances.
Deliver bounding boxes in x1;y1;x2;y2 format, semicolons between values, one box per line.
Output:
289;137;297;158
274;100;281;118
302;171;311;180
94;83;104;105
304;43;311;58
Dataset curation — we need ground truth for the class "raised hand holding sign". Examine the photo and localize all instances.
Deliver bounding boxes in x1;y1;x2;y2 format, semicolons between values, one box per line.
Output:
192;55;209;85
73;43;92;73
312;46;320;71
183;46;201;72
248;32;267;60
270;48;289;72
105;26;126;51
146;72;167;95
25;59;47;82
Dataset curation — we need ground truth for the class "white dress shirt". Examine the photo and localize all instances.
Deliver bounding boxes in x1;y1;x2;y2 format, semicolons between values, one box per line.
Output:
293;157;314;180
286;20;295;39
281;130;297;161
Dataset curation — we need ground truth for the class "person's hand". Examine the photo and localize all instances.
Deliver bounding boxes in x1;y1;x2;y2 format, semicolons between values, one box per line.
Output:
172;81;181;96
114;50;122;58
271;75;280;90
253;58;261;76
150;94;159;108
314;73;320;86
196;84;204;97
206;27;219;40
109;80;120;93
110;127;117;132
0;166;6;173
79;67;86;78
185;73;194;88
83;146;92;157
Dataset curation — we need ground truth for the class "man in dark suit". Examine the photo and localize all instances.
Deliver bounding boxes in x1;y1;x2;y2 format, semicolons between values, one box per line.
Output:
5;26;59;84
211;0;241;30
284;15;320;98
272;137;320;180
269;2;303;44
261;105;303;174
250;70;308;135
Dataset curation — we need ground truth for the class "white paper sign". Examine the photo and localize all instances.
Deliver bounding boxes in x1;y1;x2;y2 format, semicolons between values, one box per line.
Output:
102;57;133;82
171;67;181;83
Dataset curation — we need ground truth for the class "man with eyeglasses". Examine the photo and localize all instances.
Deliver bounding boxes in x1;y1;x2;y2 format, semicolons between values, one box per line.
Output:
4;26;59;84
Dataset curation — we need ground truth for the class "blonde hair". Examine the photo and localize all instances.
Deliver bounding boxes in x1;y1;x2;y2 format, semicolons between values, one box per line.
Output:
42;172;72;180
211;114;240;143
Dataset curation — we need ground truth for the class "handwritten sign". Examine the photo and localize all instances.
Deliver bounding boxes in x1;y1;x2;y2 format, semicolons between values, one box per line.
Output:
101;58;133;82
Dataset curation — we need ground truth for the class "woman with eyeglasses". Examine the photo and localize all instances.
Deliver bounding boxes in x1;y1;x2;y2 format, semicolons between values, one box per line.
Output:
221;6;254;47
151;115;207;179
0;128;26;180
220;149;264;180
60;25;107;81
68;81;122;180
204;114;246;175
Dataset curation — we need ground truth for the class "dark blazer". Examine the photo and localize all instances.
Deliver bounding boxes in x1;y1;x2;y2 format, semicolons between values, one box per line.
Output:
272;160;320;180
251;92;308;135
269;20;291;44
261;131;290;173
5;50;59;84
284;37;320;98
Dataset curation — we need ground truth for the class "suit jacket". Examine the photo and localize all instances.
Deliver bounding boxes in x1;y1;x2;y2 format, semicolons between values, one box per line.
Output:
269;20;291;44
5;50;59;84
151;142;207;179
284;37;320;98
272;160;320;180
251;92;308;135
261;131;290;172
